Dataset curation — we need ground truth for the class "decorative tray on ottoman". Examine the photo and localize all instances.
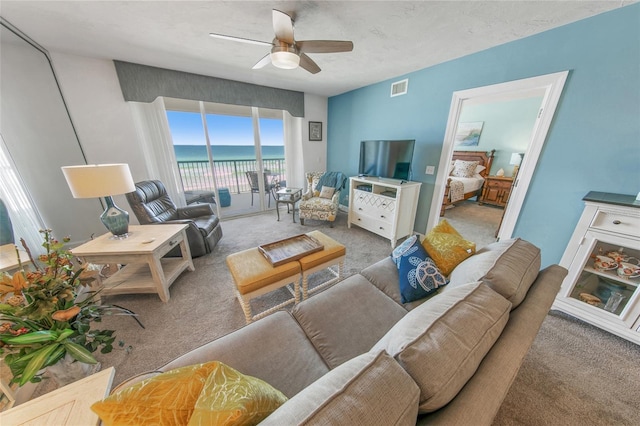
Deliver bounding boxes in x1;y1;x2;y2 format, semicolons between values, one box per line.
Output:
259;234;324;267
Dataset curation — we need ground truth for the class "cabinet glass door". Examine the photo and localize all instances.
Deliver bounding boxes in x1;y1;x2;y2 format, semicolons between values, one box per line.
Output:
567;231;640;327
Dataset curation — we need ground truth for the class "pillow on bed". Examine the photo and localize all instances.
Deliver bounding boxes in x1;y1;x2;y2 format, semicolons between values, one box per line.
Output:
451;160;479;178
474;164;486;175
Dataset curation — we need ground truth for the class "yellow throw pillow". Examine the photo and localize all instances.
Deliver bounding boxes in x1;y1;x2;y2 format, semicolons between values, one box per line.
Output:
422;220;476;276
91;362;221;426
187;363;288;425
91;362;287;426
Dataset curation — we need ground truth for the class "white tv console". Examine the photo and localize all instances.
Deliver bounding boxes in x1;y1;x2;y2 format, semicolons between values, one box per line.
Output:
348;176;422;247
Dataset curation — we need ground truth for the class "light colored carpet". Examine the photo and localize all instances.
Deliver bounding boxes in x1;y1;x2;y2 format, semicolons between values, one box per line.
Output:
84;207;638;425
441;199;503;249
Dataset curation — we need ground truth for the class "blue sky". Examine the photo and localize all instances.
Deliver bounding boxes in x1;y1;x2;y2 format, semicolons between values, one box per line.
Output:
167;111;283;146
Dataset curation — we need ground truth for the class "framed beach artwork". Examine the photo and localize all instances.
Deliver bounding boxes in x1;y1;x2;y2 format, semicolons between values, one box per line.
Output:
309;121;322;141
455;121;484;147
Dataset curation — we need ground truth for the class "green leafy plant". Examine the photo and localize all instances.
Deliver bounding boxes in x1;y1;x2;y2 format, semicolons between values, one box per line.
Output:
0;229;138;386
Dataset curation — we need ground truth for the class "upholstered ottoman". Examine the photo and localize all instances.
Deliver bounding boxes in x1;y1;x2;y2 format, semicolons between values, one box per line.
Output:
226;248;301;324
299;231;346;299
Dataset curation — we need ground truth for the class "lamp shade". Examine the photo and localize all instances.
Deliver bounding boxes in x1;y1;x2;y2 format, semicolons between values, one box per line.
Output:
61;164;135;198
509;153;523;166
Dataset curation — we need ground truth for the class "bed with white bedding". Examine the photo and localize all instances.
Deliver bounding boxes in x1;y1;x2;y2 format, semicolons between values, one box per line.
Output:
441;149;495;216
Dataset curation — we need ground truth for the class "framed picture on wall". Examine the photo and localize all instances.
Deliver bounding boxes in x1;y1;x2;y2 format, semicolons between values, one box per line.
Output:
309;121;322;141
454;121;484;146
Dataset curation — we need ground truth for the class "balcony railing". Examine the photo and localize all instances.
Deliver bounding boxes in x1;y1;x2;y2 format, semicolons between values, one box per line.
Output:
177;158;285;194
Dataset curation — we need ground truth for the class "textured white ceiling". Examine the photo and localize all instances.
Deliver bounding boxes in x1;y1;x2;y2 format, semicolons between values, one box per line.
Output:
0;1;634;97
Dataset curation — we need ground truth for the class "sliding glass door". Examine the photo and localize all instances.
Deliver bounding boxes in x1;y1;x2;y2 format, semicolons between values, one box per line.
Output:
166;100;285;218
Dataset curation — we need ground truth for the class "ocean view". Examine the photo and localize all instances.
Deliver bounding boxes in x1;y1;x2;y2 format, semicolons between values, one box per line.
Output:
174;145;284;162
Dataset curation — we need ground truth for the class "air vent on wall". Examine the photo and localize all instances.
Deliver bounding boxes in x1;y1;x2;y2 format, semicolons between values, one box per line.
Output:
390;79;408;97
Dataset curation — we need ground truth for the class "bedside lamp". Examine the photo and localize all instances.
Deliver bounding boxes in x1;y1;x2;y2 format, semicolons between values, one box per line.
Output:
510;153;524;177
61;164;136;238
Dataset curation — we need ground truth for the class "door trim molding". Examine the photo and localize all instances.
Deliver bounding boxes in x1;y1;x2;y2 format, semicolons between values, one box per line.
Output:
426;71;569;238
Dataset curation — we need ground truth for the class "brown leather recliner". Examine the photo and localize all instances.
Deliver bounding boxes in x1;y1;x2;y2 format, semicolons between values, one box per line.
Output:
126;180;222;258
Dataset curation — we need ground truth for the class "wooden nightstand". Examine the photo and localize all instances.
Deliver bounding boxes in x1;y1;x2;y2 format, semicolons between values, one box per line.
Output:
480;176;514;207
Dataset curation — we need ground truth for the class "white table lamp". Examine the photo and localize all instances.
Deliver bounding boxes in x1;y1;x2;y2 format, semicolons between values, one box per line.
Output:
510;153;524;177
61;164;135;238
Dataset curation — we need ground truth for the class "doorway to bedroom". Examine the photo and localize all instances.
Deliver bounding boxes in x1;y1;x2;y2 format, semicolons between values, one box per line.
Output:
428;71;568;242
439;93;544;246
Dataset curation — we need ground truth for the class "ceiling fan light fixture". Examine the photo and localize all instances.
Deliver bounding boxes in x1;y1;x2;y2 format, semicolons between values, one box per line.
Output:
270;50;299;69
270;42;299;69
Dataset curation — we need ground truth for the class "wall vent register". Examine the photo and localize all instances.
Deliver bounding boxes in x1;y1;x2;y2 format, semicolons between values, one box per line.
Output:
390;79;408;97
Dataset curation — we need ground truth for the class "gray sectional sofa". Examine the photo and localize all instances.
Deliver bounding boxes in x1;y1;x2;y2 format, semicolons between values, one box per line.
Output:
118;238;567;425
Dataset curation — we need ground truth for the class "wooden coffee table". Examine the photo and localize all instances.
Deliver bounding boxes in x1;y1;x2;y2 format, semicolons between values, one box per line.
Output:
71;224;195;302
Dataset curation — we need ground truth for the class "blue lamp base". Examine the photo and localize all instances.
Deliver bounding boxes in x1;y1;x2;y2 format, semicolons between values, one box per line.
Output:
101;196;130;238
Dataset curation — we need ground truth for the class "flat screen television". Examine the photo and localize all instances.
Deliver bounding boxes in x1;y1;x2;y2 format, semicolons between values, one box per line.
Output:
358;139;415;180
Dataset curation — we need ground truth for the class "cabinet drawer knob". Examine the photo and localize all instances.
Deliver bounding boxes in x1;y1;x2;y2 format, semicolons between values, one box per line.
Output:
380;215;385;219
358;207;363;211
612;220;622;225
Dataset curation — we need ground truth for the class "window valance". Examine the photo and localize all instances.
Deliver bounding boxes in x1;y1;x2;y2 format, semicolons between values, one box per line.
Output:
113;61;304;117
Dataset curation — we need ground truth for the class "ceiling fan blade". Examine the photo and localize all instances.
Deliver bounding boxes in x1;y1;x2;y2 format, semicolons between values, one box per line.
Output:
252;53;272;69
299;53;321;74
209;33;272;47
272;9;294;44
297;40;354;53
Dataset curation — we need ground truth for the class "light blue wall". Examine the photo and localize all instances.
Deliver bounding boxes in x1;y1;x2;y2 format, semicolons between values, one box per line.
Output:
458;97;542;176
327;4;640;267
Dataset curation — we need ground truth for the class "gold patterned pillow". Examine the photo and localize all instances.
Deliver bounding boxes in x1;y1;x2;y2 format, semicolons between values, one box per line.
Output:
421;220;476;276
91;362;219;425
91;361;287;426
187;362;287;425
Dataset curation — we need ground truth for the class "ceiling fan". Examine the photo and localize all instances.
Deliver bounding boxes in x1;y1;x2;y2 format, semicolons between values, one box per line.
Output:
209;9;353;74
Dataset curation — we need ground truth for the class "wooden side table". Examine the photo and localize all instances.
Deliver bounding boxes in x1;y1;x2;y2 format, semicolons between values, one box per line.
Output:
479;176;514;208
71;224;195;302
0;367;114;425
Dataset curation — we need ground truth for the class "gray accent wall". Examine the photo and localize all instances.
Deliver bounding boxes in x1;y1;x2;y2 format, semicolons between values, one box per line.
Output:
113;61;305;117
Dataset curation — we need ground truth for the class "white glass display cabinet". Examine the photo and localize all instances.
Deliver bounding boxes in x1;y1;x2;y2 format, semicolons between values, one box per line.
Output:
554;192;640;344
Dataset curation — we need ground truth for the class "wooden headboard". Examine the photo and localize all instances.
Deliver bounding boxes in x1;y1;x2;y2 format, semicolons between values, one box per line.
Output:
452;149;496;178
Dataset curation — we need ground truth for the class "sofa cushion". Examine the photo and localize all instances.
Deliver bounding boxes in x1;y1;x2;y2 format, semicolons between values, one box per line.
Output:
446;238;541;309
391;235;448;303
361;257;430;311
418;266;567;425
159;311;328;398
292;275;407;369
371;282;511;413
187;362;287;425
260;350;420;426
299;196;336;212
421;219;476;276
